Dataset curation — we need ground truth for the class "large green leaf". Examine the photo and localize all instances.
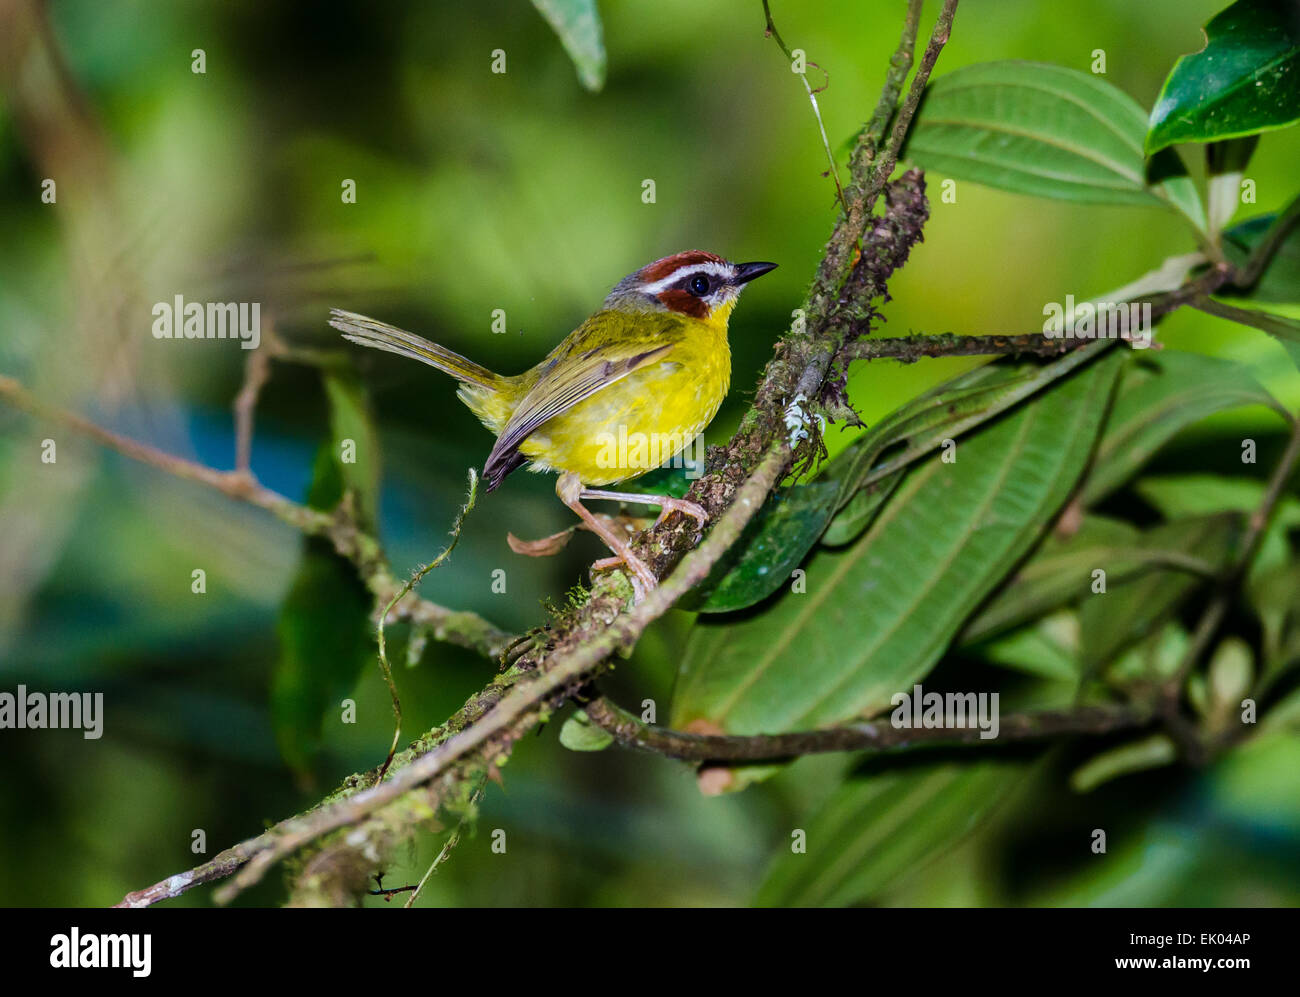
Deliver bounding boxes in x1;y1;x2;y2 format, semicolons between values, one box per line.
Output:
820;470;902;547
321;368;381;526
671;352;1119;767
905;61;1203;226
756;757;1025;907
1146;0;1300;155
529;0;606;91
1081;350;1285;504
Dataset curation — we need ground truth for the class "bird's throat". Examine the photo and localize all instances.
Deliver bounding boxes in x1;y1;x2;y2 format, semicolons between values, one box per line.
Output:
703;296;739;335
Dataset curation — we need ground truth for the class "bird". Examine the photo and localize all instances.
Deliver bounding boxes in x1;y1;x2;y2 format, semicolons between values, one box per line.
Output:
330;251;777;593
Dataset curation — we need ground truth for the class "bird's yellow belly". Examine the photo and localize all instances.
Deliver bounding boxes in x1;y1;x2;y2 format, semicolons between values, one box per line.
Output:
520;357;729;486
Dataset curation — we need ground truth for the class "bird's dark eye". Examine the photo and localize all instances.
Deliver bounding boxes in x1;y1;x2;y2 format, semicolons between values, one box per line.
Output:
688;274;710;296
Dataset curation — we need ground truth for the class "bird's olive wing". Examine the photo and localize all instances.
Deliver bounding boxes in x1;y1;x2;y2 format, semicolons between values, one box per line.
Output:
482;328;678;490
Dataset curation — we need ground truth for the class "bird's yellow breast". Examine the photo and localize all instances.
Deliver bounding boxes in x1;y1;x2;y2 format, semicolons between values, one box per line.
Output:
516;312;731;486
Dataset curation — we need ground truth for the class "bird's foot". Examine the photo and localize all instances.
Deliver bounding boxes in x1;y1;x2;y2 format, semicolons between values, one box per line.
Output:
589;553;654;601
652;495;708;530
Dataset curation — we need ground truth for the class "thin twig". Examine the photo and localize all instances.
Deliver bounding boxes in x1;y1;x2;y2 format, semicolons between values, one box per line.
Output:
233;340;274;474
403;776;486;908
762;0;848;215
1235;192;1300;288
367;875;417;901
883;0;958;178
374;469;479;785
0;374;300;513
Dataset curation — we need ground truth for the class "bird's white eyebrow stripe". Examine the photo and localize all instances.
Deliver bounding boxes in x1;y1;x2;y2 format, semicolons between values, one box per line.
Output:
640;261;733;295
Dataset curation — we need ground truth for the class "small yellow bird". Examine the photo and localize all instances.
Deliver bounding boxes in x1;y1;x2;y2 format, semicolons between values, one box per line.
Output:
330;251;776;590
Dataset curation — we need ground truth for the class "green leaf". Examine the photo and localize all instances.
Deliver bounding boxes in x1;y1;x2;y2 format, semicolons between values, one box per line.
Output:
1079;514;1243;675
529;0;606;91
959;516;1218;644
975;612;1081;682
322;369;381;527
272;446;376;780
1070;734;1177;793
906;61;1203;225
671;352;1119;787
1139;473;1300;679
683;482;840;613
1146;0;1300;156
558;709;614;751
1108;622;1191;688
964;517;1139;645
820;470;902;547
1136;472;1300;572
756;758;1026;907
1222;213;1300;304
1197;297;1300;368
1248;561;1300;691
1081;350;1285;504
271;369;383;778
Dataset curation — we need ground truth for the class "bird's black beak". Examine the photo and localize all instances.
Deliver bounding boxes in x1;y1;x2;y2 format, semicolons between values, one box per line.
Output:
733;261;778;285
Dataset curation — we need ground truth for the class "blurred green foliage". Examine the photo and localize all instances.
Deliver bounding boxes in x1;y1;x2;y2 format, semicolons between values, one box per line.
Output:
2;0;1299;907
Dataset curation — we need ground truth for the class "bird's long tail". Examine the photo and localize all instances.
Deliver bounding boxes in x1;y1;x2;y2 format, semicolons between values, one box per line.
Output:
329;308;500;391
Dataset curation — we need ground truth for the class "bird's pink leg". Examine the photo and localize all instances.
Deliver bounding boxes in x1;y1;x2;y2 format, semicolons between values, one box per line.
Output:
576;487;708;530
556;473;657;594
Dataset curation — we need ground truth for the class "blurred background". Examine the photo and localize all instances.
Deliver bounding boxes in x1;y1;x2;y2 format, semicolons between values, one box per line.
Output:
1;0;1298;906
